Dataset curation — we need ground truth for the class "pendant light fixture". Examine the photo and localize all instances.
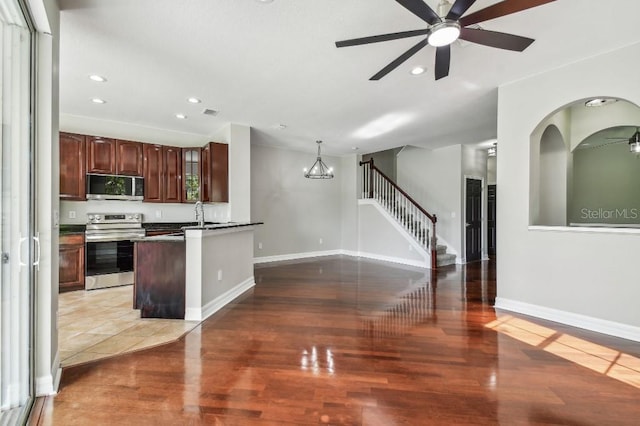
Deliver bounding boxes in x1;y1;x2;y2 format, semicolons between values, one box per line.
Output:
304;140;334;179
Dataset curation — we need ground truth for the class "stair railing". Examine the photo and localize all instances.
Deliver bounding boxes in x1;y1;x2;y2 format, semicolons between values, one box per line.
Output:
360;159;438;269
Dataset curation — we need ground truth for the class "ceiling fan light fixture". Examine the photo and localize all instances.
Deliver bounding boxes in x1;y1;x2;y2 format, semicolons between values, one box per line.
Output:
427;21;461;47
629;132;640;153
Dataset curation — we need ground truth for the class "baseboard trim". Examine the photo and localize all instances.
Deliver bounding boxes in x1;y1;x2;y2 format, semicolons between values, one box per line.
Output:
254;250;344;264
254;249;428;269
35;351;61;396
185;277;255;322
495;297;640;343
355;251;428;268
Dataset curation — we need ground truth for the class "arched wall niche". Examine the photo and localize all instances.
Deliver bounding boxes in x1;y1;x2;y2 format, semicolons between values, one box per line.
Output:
529;98;640;227
538;125;567;225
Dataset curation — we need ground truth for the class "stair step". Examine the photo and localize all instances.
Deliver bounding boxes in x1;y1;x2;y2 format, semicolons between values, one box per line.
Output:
436;245;447;255
437;253;456;267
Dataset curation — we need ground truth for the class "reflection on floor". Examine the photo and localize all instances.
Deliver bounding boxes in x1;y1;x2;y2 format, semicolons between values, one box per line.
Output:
58;285;198;367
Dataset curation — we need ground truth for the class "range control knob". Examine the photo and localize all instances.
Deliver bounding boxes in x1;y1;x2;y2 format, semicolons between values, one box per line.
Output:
88;214;94;221
127;214;132;220
95;215;101;221
134;214;140;220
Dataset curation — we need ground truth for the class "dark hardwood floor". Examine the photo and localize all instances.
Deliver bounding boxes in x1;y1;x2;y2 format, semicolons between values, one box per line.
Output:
32;256;640;425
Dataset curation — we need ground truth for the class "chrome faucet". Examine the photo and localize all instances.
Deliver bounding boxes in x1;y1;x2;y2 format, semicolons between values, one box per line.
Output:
194;201;205;227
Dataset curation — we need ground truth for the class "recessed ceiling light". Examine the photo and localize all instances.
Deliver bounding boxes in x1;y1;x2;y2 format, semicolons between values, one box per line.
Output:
89;75;106;82
410;66;426;76
585;98;617;107
352;147;359;150
175;113;187;119
187;97;201;104
276;124;287;130
255;0;274;3
91;98;106;104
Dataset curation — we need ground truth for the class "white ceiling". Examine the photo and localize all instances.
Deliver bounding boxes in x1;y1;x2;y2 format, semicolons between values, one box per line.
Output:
59;0;640;155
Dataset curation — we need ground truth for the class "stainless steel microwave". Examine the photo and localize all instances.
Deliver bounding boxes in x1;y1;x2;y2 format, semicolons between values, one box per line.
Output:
86;174;144;201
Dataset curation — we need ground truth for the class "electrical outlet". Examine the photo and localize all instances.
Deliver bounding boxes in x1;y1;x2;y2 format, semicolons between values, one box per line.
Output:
217;269;223;281
155;210;162;218
319;238;323;245
68;210;76;219
258;242;263;249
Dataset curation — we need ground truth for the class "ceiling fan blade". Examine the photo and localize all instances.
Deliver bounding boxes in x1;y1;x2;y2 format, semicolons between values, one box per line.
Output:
446;0;478;21
395;0;441;25
460;0;556;27
336;29;429;48
460;28;534;51
435;45;451;80
370;38;429;80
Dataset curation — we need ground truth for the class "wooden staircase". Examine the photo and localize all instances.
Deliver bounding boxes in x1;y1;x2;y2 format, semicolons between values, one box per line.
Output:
360;159;456;269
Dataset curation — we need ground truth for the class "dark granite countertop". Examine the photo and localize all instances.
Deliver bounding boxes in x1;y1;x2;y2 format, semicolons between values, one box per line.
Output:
59;224;86;235
181;221;263;231
142;222;222;232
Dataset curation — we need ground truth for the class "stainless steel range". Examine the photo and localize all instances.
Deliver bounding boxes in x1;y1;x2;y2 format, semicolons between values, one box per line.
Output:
85;213;145;290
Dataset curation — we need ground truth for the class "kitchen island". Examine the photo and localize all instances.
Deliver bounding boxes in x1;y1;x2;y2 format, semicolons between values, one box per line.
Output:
134;222;261;321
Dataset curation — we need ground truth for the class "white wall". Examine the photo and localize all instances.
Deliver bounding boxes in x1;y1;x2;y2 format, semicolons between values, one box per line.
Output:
251;144;343;259
497;41;640;340
31;0;61;396
214;124;251;222
397;145;462;258
340;155;359;253
60;200;230;224
358;201;429;267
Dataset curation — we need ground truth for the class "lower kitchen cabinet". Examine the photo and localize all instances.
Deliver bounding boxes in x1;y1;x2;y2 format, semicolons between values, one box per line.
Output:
59;234;85;292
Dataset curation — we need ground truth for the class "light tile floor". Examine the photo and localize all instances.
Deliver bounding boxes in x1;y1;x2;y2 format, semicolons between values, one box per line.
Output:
58;285;199;367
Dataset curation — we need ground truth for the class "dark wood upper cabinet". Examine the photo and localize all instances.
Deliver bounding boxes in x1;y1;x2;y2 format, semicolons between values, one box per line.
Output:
182;148;201;203
209;142;229;203
200;142;228;203
60;131;227;205
143;144;164;203
87;136;117;174
116;140;143;176
59;132;86;200
163;146;182;203
201;144;211;203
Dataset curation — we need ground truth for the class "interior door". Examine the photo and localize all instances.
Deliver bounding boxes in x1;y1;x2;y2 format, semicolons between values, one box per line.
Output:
465;178;482;262
0;1;35;423
487;185;496;256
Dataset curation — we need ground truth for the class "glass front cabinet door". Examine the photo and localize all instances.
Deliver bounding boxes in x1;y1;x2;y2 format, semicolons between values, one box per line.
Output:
182;148;200;202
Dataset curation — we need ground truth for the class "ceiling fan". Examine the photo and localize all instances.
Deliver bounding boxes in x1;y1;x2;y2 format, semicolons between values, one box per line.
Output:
604;127;640;153
335;0;556;80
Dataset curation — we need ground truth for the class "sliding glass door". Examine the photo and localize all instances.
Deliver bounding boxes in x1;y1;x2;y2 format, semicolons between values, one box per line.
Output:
0;0;35;423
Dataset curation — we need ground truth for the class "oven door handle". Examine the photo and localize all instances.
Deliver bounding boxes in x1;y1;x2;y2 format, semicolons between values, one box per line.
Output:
85;233;146;242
